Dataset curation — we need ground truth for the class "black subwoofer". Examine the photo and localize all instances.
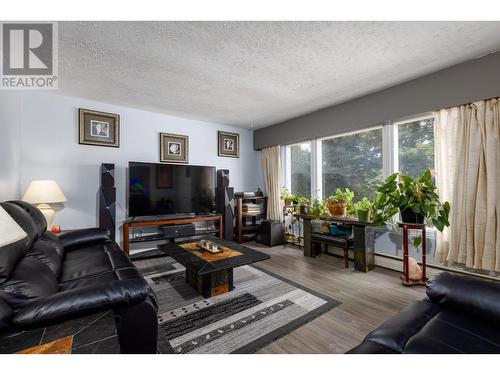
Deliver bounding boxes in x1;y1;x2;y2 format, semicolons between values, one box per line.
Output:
256;219;284;247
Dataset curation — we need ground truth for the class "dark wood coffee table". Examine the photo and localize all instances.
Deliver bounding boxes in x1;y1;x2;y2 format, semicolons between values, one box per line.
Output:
158;238;270;298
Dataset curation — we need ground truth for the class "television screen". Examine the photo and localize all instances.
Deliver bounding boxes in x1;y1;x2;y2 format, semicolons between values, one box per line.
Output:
128;162;216;217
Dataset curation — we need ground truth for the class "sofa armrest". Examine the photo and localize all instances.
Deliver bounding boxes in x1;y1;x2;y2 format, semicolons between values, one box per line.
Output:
12;278;149;328
58;227;110;250
427;272;500;323
362;299;441;353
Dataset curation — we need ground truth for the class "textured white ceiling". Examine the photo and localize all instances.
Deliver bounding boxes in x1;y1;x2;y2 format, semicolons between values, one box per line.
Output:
59;21;500;129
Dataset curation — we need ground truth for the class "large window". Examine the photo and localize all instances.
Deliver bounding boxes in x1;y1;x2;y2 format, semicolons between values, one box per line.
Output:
289;141;311;197
284;114;436;202
398;117;435;178
321;128;383;200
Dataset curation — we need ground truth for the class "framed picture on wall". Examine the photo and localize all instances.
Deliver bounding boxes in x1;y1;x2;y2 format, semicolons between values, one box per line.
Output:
79;108;120;147
218;131;240;158
160;133;189;163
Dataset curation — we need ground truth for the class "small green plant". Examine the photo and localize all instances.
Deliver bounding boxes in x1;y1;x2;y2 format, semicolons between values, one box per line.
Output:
325;188;355;216
353;197;373;212
280;186;291;201
290;195;310;214
281;187;300;206
352;197;373;221
296;195;311;206
325;188;354;204
310;198;326;220
372;169;450;248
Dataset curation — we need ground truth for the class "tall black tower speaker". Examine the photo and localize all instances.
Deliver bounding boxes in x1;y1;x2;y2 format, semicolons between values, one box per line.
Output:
98;163;116;241
217;169;230;188
216;169;234;241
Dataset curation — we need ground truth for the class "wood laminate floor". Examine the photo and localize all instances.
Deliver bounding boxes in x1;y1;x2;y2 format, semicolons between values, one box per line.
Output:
246;242;426;354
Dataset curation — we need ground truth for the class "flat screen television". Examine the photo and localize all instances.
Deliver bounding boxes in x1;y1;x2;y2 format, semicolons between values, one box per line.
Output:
128;162;216;217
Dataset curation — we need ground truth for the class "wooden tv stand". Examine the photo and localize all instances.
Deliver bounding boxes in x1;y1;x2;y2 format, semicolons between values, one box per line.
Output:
122;215;223;256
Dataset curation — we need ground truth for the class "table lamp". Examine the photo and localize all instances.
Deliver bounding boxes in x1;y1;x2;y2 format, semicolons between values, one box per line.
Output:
22;180;67;227
0;205;27;247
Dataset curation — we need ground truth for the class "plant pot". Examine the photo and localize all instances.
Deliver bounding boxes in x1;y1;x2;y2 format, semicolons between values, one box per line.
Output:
311;220;323;233
327;202;347;218
357;209;370;222
328;224;352;237
284;198;293;206
300;204;309;215
400;208;424;224
321;222;330;234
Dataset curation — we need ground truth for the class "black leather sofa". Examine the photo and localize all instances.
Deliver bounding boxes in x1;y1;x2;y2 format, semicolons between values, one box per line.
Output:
348;272;500;353
0;201;158;353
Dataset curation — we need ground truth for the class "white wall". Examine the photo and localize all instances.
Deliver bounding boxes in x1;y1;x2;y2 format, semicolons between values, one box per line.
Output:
8;91;263;243
0;92;22;201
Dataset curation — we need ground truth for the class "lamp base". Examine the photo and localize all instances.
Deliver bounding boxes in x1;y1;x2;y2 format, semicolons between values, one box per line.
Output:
36;203;55;228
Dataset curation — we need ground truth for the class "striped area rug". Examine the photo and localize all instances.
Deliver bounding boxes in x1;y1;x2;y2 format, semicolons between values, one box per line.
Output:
133;250;340;354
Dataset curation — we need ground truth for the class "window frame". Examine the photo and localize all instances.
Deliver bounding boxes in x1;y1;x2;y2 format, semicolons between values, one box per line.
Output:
283;113;435;200
394;114;436;179
285;140;314;198
318;125;384;200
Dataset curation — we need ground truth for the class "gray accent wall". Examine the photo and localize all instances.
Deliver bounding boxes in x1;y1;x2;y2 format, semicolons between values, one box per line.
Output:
254;51;500;149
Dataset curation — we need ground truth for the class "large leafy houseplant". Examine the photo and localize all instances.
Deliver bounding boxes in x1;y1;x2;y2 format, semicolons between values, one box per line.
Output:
372;169;450;247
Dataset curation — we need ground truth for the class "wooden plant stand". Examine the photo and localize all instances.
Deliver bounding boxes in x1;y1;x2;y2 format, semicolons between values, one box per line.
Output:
398;223;428;286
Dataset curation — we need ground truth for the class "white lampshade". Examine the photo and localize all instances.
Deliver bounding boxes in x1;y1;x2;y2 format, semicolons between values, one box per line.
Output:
0;206;27;247
22;180;67;204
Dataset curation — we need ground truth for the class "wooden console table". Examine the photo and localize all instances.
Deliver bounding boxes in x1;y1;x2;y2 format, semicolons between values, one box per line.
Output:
122;215;223;256
299;215;375;272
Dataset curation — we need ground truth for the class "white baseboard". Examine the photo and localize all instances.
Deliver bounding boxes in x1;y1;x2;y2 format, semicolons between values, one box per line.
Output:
325;246;441;279
374;254;442;278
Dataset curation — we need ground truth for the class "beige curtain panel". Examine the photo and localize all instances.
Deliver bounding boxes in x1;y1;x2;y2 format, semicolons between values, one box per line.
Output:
261;145;283;221
434;97;500;271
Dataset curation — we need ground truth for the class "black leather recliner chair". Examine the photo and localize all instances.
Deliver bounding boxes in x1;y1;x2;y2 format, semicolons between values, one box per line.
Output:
348;272;500;353
0;201;158;353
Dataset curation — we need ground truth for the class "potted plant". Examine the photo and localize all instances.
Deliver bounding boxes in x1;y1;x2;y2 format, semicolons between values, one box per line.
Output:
372;169;450;247
280;187;294;206
310;199;324;233
297;196;311;215
310;199;323;219
353;197;373;222
325;188;354;218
